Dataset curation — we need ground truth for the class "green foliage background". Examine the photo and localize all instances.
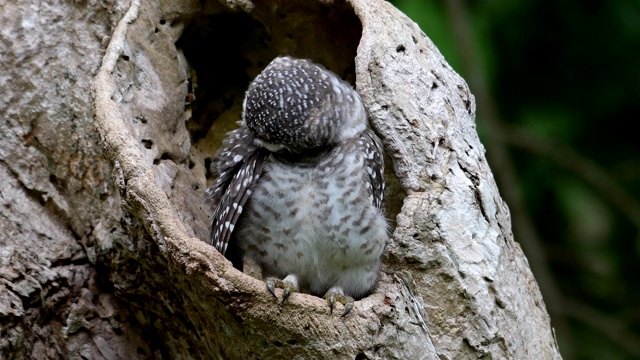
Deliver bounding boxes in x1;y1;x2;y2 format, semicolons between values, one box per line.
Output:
390;0;640;359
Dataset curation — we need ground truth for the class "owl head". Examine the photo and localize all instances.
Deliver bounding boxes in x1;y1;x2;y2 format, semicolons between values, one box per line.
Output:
242;56;367;153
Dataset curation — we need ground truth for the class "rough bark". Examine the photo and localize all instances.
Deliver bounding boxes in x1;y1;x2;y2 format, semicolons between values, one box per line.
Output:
0;1;151;359
1;0;561;359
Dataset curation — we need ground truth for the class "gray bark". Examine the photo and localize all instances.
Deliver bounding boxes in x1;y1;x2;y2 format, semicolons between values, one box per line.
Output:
1;0;561;359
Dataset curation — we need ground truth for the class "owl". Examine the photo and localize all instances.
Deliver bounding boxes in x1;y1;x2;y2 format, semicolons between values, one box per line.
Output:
206;56;387;316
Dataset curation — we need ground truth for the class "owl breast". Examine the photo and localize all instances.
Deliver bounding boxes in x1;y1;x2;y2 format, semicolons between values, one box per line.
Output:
235;141;387;299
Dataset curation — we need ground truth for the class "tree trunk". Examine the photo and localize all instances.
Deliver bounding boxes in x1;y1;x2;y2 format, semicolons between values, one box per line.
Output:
1;0;561;359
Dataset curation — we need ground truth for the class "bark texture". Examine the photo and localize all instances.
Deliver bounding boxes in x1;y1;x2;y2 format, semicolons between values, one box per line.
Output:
0;1;152;358
1;0;561;359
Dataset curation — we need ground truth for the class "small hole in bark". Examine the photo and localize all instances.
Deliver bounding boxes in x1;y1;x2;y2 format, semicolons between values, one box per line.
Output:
154;153;171;165
273;340;283;347
142;139;153;149
287;339;297;345
159;19;166;25
154;28;159;33
355;353;368;360
396;44;405;53
121;55;130;61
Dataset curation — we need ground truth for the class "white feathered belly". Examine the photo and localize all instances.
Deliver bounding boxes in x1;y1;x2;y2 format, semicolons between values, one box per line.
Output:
236;159;387;298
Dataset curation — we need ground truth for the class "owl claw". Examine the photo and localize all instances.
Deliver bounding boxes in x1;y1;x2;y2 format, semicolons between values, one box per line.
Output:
342;298;354;317
282;287;292;303
328;294;336;314
323;288;354;317
266;279;277;298
265;276;299;304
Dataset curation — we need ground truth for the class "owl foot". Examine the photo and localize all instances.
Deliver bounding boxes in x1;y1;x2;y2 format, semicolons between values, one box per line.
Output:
266;275;299;304
324;287;354;317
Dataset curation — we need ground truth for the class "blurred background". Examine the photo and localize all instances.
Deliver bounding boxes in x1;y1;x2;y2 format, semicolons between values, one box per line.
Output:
389;0;640;359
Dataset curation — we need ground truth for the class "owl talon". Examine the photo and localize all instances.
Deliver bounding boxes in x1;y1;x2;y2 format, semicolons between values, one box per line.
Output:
342;298;354;317
282;287;292;304
265;275;299;304
266;278;278;298
327;294;336;314
323;288;354;317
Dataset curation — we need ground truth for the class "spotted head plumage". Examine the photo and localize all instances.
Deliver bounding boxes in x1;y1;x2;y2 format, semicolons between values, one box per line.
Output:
242;56;367;152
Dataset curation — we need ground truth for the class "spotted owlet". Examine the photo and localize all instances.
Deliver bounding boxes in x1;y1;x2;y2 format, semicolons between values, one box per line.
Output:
206;56;388;316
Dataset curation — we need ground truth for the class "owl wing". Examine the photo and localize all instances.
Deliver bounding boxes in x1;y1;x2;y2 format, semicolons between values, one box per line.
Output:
360;128;386;211
206;123;265;256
